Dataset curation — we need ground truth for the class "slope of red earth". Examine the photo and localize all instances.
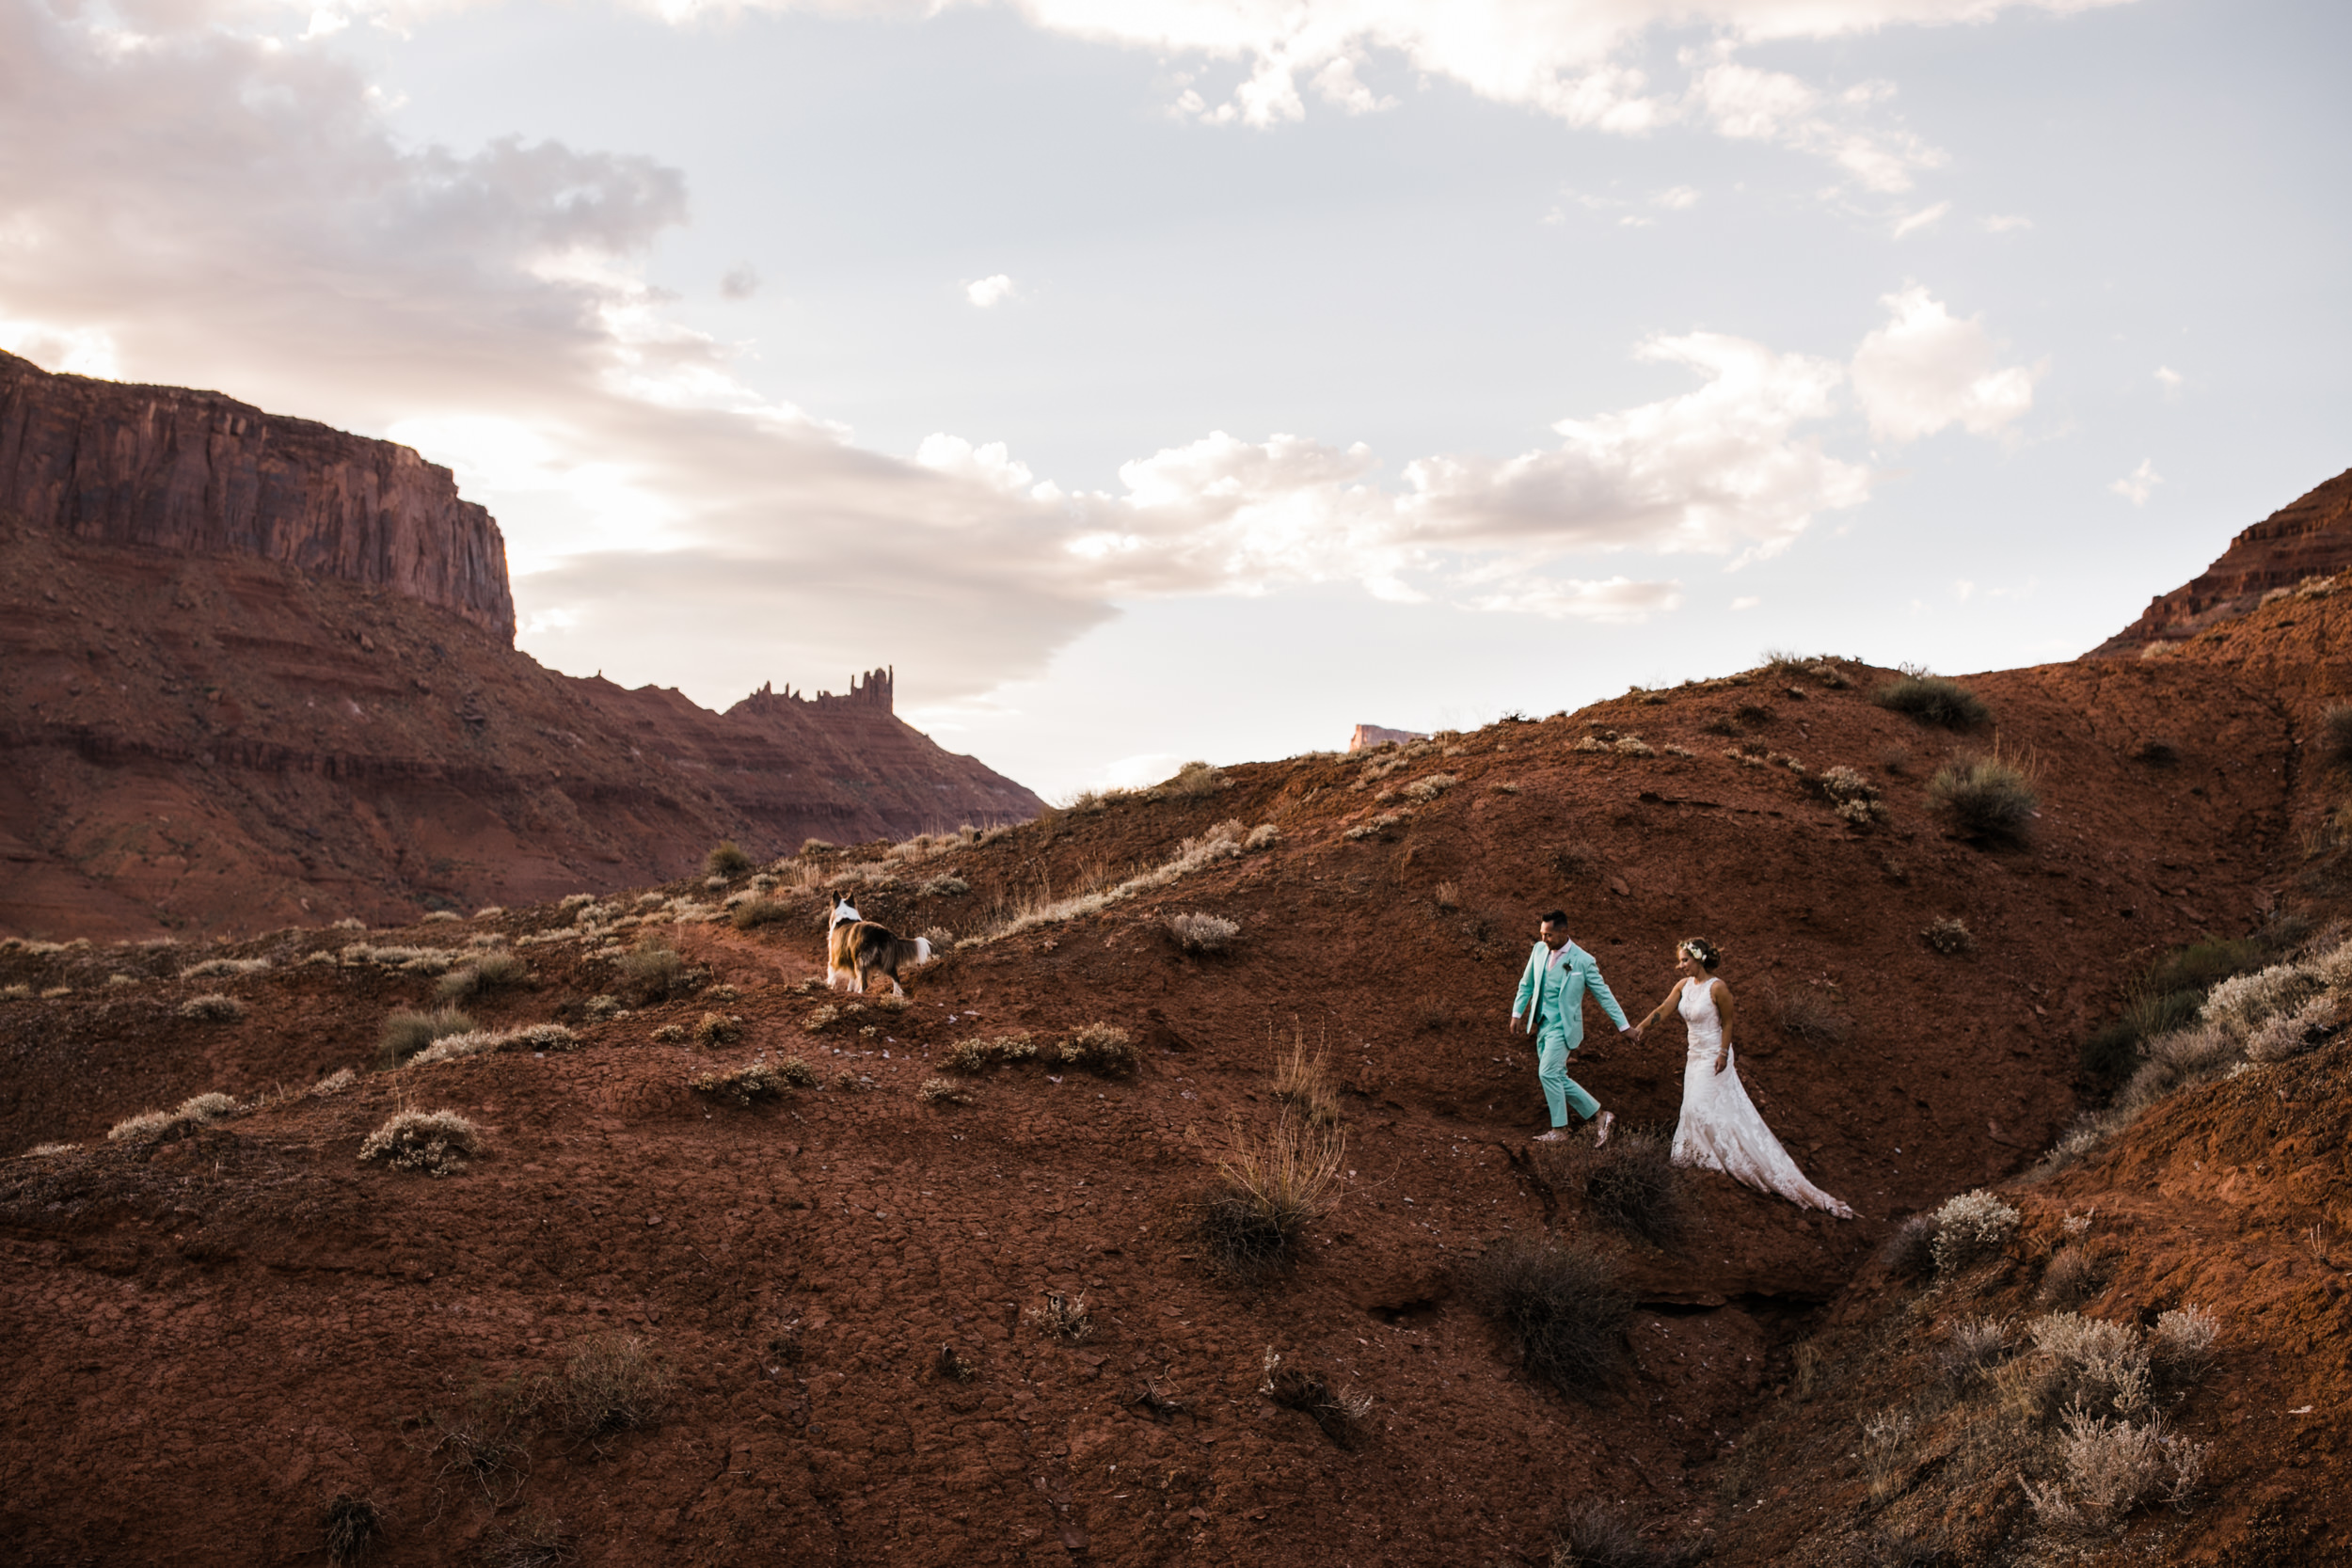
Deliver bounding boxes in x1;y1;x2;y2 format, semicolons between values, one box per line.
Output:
0;521;1040;942
3;636;2330;1567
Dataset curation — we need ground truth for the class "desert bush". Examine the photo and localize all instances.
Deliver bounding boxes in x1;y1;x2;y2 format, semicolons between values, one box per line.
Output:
1772;986;1852;1046
178;956;269;980
1928;751;2039;844
311;1067;358;1098
2039;1245;2102;1310
1879;1213;1939;1277
24;1142;80;1157
536;1333;674;1439
1403;772;1457;800
179;992;245;1022
1192;1108;1346;1279
941;1033;1039;1072
917;1076;971;1106
618;940;684;1003
358;1110;485;1177
918;875;971;897
2203;960;2323;1033
323;1493;382;1566
2023;1405;2204;1536
1577;1129;1683;1247
729;897;794;931
1057;1022;1138;1077
406;1022;579;1068
437;951;529;1001
2152;1306;2219;1386
1551;1502;1704;1568
106;1091;241;1146
1862;1407;1915;1499
1922;916;1974;956
1245;823;1279;851
1931;1189;2021;1275
481;1510;574;1568
1272;1026;1340;1125
691;1057;815;1105
651;1023;686;1043
2027;1312;2153;1420
1167;911;1241;954
1467;1235;1630;1395
1258;1347;1373;1449
1939;1317;2012;1390
1165;760;1227;797
379;1007;478;1069
1343;812;1404;841
2248;990;2342;1063
2319;705;2352;770
705;841;753;878
1023;1291;1093;1344
692;1011;745;1046
473;905;507;920
2079;989;2204;1083
1873;672;1991;728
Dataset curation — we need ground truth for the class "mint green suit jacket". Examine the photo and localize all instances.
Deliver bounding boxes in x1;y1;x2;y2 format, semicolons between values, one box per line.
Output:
1509;941;1629;1046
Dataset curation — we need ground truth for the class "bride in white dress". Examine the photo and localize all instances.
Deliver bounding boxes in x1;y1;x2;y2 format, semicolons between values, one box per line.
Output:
1630;939;1856;1218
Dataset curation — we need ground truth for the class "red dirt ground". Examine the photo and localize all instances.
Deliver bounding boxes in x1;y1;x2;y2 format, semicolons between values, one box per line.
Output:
4;611;2349;1564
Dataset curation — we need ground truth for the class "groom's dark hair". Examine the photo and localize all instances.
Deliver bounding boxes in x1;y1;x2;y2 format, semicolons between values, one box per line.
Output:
1540;910;1567;927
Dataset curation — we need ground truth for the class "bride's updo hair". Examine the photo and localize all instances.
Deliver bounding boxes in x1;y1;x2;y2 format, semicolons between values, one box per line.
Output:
1678;937;1723;972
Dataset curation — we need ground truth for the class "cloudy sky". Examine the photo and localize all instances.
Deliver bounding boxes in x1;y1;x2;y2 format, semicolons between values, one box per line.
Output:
4;0;2346;797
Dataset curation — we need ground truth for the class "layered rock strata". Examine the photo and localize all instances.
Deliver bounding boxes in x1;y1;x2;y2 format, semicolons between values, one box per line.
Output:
2093;466;2352;655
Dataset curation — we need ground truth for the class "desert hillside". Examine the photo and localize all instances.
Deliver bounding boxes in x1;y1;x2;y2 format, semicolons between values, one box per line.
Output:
8;546;2351;1565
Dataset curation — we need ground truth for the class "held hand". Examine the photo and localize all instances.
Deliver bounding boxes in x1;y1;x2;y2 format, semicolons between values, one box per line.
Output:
1713;1051;1730;1075
1620;1024;1643;1045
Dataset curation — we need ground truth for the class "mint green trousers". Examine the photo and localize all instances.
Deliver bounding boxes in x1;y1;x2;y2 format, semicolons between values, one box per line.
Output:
1538;1022;1600;1126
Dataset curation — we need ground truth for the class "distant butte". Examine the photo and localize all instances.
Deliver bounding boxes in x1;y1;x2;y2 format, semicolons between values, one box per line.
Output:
2092;466;2352;656
0;351;1041;940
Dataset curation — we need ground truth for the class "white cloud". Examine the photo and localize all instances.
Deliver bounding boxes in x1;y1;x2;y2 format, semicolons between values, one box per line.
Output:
0;317;119;378
2109;458;2162;506
1891;199;1950;238
2154;365;2183;397
1730;594;1760;610
1461;577;1684;622
1954;578;1975;600
1654;185;1701;209
1982;213;2033;232
1850;286;2042;443
964;274;1017;308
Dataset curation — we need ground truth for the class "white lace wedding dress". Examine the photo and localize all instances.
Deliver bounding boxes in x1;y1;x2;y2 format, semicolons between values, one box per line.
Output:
1673;979;1856;1218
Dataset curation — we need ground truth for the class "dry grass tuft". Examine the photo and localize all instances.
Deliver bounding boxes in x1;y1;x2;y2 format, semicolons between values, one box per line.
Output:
533;1333;675;1440
1164;760;1227;798
941;1033;1038;1072
481;1511;575;1568
1929;748;2040;845
1057;1022;1138;1077
691;1057;816;1105
1772;986;1852;1046
1432;879;1461;911
1271;1026;1341;1125
1922;916;1975;955
705;841;753;878
178;992;245;1022
107;1091;242;1146
1874;671;1992;728
1931;1189;2021;1275
1191;1108;1345;1279
917;1077;972;1106
1258;1347;1373;1449
1862;1408;1915;1500
379;1007;478;1069
692;1011;745;1046
1166;911;1241;954
323;1493;383;1566
1466;1236;1630;1396
1024;1291;1093;1343
1550;1502;1704;1568
358;1110;485;1177
436;950;529;1002
2039;1245;2102;1309
178;956;270;981
618;940;685;1004
405;1022;579;1069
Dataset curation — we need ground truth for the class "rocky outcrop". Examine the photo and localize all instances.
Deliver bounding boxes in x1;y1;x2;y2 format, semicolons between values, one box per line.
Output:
1348;723;1426;751
0;350;514;637
2092;466;2352;655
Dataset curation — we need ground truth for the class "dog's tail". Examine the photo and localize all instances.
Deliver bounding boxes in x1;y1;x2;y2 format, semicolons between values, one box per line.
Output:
913;937;933;964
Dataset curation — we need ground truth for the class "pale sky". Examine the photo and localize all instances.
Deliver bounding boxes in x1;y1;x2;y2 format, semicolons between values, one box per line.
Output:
4;0;2346;798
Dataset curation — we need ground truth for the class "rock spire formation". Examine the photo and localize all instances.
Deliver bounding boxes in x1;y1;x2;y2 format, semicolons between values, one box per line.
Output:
2092;466;2352;656
0;356;1041;939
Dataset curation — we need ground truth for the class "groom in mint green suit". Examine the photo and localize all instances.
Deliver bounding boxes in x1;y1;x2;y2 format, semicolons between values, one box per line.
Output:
1510;909;1638;1145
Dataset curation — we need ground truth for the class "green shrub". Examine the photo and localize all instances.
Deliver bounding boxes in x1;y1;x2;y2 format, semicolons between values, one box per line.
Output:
1467;1236;1630;1396
1927;752;2038;844
1874;673;1991;728
378;1007;477;1069
705;841;753;878
618;941;684;1003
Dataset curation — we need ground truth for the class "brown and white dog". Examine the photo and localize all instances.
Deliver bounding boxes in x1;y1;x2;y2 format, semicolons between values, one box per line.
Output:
825;895;932;995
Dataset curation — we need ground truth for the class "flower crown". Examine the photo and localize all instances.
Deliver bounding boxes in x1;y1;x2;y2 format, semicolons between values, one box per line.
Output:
1678;937;1723;971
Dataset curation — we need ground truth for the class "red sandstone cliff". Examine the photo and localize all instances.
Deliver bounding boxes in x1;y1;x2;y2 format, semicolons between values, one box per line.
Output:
0;350;515;637
0;359;1042;939
2092;466;2352;655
